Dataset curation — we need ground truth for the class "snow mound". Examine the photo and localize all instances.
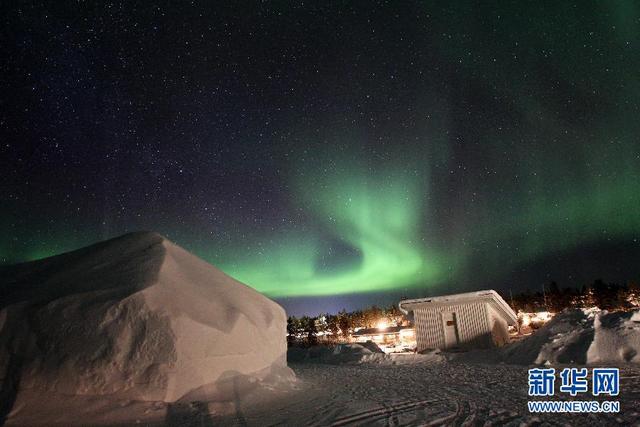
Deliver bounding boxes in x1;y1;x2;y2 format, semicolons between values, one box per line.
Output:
288;344;379;364
0;232;291;423
288;343;444;365
501;309;596;365
466;308;640;365
587;309;640;363
334;342;384;355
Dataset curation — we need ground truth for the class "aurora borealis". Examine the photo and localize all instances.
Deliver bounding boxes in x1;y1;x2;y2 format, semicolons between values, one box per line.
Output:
2;2;640;314
215;146;444;297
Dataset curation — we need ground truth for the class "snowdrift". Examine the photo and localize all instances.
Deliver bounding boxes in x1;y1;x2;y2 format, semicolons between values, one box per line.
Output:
288;343;444;365
587;309;640;364
457;308;640;365
500;309;597;365
0;232;291;423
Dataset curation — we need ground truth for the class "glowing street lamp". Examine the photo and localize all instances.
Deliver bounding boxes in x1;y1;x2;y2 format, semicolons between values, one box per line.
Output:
376;319;389;330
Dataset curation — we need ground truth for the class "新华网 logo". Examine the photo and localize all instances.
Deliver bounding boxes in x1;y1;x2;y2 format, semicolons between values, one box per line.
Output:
527;367;620;413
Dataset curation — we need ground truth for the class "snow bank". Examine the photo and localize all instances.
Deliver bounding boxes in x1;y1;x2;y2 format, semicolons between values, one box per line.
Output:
456;308;640;366
587;309;640;363
0;232;291;424
337;342;385;354
501;309;596;365
288;343;444;365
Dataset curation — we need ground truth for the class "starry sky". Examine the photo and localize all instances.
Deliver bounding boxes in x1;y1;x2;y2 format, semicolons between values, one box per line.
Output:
2;2;640;315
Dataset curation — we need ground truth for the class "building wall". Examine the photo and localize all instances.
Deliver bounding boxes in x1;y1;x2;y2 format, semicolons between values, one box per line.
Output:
487;305;510;346
413;302;492;351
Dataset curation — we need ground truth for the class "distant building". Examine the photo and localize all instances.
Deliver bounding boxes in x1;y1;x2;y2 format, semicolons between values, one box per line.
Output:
399;290;517;352
352;326;416;351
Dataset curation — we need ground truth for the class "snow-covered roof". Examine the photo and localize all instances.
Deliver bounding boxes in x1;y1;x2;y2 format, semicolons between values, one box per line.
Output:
398;289;517;325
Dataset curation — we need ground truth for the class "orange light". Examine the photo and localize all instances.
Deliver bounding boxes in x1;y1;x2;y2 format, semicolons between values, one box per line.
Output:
376;320;389;330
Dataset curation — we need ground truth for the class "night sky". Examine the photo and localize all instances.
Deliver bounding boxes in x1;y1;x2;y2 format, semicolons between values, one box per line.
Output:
2;2;640;315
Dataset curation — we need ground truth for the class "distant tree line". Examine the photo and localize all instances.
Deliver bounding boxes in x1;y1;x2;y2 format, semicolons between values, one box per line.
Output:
287;280;640;347
506;279;640;313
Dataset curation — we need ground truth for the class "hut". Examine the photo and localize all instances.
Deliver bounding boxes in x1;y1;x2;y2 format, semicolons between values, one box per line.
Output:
399;290;517;352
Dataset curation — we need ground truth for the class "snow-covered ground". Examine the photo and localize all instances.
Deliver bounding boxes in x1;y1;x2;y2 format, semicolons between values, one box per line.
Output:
211;310;640;426
212;361;640;426
8;355;637;426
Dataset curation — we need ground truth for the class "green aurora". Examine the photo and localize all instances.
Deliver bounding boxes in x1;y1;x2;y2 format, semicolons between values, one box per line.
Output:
206;132;640;298
4;129;640;299
3;1;640;301
215;151;448;297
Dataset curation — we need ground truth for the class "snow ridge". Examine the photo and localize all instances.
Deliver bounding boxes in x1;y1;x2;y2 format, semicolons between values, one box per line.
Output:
0;232;291;425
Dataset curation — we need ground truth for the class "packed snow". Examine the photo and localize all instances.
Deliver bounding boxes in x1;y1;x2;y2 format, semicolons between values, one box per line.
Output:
211;362;640;426
0;232;292;425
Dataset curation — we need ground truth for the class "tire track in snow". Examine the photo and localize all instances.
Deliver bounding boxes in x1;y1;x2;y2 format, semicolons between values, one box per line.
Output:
326;398;446;426
421;399;466;426
459;400;477;427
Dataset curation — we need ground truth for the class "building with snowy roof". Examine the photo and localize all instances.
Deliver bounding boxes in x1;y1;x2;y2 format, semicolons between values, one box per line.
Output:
399;290;517;352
